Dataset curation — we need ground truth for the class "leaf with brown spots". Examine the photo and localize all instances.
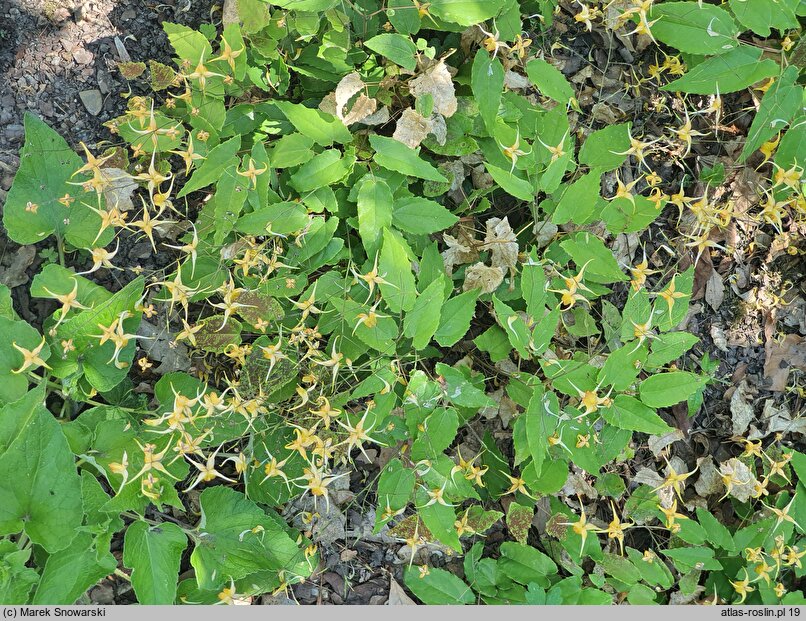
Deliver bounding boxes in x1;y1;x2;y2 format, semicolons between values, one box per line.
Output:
506;501;534;544
194;315;242;354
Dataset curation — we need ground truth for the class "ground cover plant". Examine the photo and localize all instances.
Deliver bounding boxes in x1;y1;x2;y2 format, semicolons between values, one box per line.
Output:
0;0;804;606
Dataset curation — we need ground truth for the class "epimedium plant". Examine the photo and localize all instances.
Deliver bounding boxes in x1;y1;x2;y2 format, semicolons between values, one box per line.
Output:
1;0;804;606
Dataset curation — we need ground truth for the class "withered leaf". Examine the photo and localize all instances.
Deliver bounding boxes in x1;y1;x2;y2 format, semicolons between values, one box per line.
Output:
482;217;519;272
333;72;377;126
463;263;504;294
409;60;457;118
393;107;432;149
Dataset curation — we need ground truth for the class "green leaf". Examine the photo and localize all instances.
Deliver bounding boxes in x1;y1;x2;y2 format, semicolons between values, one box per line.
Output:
289;149;354;193
163;23;211;64
578;123;631;172
388;0;422;33
435;362;495;409
601;195;661;234
365;33;417;71
235;201;308;236
434;289;479;347
552;172;601;224
404;276;447;349
374;459;416;531
0;317;50;404
521;257;546;319
560;232;628;284
428;0;505;26
0;285;16;321
178;135;241;197
0;541;39;604
639;371;708;408
649;2;739;55
3;113;83;245
600;552;641;584
392;197;459;235
268;133;315;168
475;325;511;363
662;45;778;94
662;547;722;572
646;332;700;368
728;0;799;37
0;388;83;553
492;295;531;359
411;407;459;460
775;113;805;169
519;387;556;474
211;165;249;245
526;57;574;103
124;521;187;604
602;395;673;435
358;179;394;255
472;49;504;132
695;507;736;552
33;533;116;604
418;501;460;551
370;135;447;182
404;566;474;604
484;162;534;201
597;342;647;391
378;228;417;313
275;101;352;146
498;542;558;587
190;486;308;591
739;66;802;161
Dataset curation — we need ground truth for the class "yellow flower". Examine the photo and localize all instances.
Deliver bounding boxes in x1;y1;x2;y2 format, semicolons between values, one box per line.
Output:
729;570;754;603
11;335;51;374
596;501;633;555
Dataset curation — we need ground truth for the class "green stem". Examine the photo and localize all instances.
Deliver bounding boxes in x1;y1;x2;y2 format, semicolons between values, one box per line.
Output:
57;235;65;267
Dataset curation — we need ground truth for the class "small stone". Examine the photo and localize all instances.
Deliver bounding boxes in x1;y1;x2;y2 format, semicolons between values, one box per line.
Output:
79;89;103;115
4;124;24;142
72;47;93;65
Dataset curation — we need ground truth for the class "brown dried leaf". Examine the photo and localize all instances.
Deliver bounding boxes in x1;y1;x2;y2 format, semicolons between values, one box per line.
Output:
388;578;416;605
647;429;685;457
463;263;504;294
704;268;725;311
729;380;755;436
482;217;519;273
764;333;806;392
718;458;757;502
694;456;723;497
333;72;377;126
359;106;391;126
441;226;478;275
409;61;457;117
118;61;146;80
393;107;432;149
430;113;447;146
149;61;177;91
749;400;806;439
100;168;137;212
506;502;534;545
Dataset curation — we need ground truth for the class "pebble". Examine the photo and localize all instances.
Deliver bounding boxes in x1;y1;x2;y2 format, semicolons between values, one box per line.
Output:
79;89;103;115
72;47;93;65
4;124;24;142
